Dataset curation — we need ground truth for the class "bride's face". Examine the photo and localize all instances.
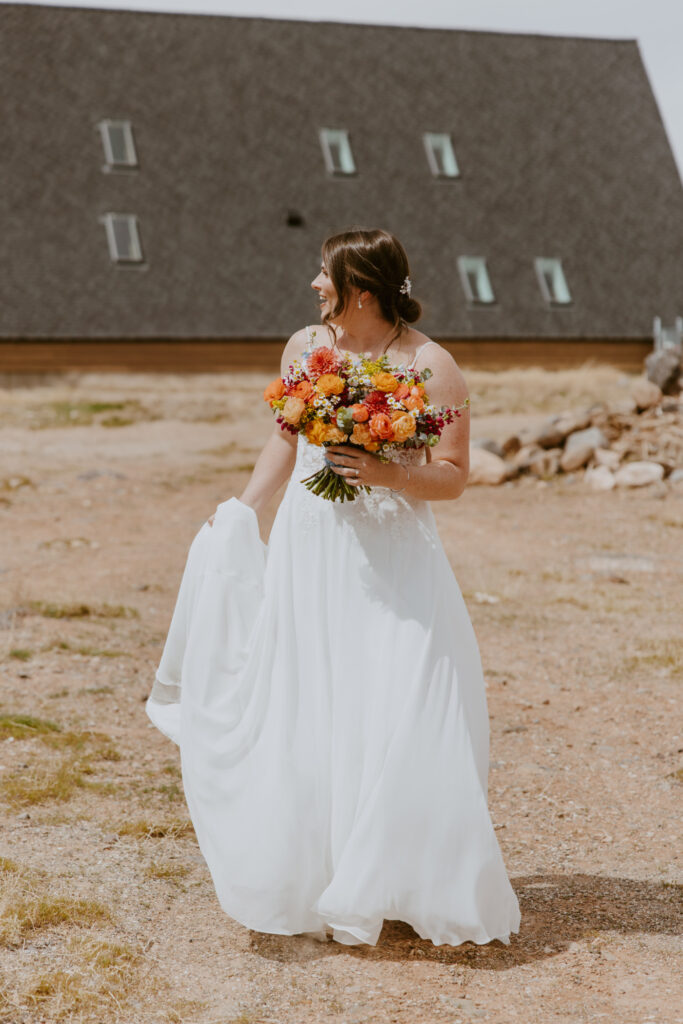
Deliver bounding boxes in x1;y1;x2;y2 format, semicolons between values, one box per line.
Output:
311;261;339;320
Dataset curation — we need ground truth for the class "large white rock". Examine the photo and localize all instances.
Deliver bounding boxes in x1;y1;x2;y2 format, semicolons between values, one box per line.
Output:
560;443;594;472
564;426;608;454
528;448;562;478
631;378;662;412
614;461;665;488
585;465;616;491
468;446;508;485
594;447;621;470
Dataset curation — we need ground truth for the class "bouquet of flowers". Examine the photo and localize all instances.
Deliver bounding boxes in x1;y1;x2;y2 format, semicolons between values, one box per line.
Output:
263;339;469;502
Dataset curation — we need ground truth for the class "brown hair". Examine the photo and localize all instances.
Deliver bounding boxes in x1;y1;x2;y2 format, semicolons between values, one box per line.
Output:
321;228;422;349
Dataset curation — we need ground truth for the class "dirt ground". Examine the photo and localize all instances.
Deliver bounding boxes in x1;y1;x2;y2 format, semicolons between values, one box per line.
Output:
0;366;681;1024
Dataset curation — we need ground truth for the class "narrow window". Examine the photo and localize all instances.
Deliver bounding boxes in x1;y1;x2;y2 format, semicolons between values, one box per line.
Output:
423;133;460;178
535;258;572;305
98;120;138;169
319;129;356;175
458;257;495;304
102;213;144;263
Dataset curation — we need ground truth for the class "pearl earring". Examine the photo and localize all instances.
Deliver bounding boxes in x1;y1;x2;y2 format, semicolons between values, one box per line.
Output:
358;297;363;309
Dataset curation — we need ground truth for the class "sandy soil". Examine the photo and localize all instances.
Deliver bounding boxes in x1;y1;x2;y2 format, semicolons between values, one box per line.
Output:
0;368;681;1024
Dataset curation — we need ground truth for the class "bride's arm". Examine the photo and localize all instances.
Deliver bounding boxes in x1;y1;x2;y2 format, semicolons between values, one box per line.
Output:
209;329;307;522
393;345;470;501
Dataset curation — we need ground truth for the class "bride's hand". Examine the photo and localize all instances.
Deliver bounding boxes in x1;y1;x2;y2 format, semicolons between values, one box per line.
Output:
325;444;407;490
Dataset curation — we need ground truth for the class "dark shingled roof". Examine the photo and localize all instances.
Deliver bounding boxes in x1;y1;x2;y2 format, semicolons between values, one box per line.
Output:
2;3;682;342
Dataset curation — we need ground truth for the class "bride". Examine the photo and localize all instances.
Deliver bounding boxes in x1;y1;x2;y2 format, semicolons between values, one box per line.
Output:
146;227;521;948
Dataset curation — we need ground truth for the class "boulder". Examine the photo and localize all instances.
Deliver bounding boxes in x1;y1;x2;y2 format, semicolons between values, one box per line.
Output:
645;349;681;394
501;434;522;456
585;465;616;491
614;461;665;487
471;438;506;459
669;468;683;489
564;426;608;454
528;448;561;478
553;409;593;436
593;447;621;470
512;444;542;470
610;397;638;416
520;417;567;449
631;378;663;411
560;443;594;472
468;446;507;485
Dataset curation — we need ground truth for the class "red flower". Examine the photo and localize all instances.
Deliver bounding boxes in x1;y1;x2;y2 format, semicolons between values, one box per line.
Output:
363;390;390;416
307;346;343;378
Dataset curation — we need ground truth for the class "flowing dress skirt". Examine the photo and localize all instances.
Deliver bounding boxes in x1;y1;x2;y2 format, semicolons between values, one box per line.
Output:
146;435;521;946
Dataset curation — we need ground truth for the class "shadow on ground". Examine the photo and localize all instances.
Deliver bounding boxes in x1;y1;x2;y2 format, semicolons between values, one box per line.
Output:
248;873;682;968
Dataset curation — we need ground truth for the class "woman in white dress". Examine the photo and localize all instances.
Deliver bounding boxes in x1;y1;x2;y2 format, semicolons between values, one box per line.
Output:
146;228;521;948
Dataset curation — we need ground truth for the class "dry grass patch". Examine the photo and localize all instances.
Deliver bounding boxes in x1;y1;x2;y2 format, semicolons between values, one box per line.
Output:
0;759;90;807
621;638;683;675
466;364;634;415
21;936;148;1023
0;721;121;807
26;600;139;620
8;648;32;661
115;818;194;840
0;714;61;740
144;860;191;886
1;869;112;948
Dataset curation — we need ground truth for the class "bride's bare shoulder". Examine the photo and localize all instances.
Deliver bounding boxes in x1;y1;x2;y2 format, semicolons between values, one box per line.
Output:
409;333;469;405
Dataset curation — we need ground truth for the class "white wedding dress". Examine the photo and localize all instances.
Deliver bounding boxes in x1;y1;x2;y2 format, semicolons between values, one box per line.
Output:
146;334;521;947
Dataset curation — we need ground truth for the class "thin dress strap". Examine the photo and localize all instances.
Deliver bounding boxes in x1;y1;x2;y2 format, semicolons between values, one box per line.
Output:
408;339;436;369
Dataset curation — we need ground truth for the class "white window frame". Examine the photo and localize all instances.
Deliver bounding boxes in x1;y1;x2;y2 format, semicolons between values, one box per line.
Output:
458;256;495;304
423;132;460;178
535;258;572;305
319;128;357;175
98;119;138;169
101;213;144;263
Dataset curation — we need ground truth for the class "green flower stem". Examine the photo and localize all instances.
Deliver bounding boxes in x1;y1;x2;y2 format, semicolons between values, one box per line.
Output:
300;465;371;503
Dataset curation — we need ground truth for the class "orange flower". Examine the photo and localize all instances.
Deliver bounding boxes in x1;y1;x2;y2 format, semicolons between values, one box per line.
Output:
263;378;286;402
282;396;306;426
364;442;380;452
351;403;369;422
404;395;424;412
369;413;394;441
308;346;343;377
411;383;426;397
350;423;372;446
393;383;411;401
305;419;328;446
392;413;417;442
323;423;347;444
370;372;400;393
315;373;345;397
287;378;314;401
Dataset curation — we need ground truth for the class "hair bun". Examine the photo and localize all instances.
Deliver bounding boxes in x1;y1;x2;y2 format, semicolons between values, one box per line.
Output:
397;292;422;324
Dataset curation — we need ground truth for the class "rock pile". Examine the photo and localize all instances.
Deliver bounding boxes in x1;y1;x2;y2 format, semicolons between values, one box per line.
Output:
469;375;683;491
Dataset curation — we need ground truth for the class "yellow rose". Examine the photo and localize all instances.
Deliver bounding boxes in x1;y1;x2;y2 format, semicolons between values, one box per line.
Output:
350;423;372;446
305;419;328;446
315;373;345;396
391;413;417;442
323;423;347;444
370;372;400;393
281;396;306;426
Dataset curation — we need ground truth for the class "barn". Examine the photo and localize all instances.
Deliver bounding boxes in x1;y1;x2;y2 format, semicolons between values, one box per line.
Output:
2;3;682;371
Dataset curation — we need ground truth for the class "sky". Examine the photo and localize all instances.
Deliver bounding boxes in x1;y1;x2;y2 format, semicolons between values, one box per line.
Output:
9;0;683;181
